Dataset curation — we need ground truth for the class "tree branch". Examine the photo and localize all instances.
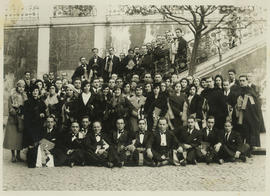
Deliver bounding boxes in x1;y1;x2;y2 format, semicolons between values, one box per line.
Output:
156;5;196;29
187;5;198;28
202;13;231;36
163;14;196;35
205;6;218;16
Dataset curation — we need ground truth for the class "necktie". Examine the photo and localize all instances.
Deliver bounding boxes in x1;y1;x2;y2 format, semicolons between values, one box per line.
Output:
225;133;229;141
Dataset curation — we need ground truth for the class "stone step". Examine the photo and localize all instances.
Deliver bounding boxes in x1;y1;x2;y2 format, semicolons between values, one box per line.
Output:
252;147;266;155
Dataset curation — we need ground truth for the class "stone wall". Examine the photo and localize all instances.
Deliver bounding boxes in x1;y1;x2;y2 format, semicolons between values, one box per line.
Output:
205;46;267;87
49;26;95;72
4;28;38;82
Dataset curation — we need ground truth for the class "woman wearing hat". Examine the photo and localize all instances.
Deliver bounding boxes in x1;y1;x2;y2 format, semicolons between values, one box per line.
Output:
61;84;77;129
128;84;146;134
23;84;47;149
3;80;28;162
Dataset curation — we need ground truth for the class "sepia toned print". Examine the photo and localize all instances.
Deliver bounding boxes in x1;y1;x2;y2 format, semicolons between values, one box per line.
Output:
2;2;267;191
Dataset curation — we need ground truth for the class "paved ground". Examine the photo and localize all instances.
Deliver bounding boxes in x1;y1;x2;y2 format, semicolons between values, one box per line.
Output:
2;149;265;191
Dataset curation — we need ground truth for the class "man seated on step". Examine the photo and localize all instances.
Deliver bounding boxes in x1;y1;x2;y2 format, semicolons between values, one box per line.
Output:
177;116;202;165
128;119;154;166
215;120;249;164
83;121;110;167
107;118;133;168
199;116;220;164
146;117;184;167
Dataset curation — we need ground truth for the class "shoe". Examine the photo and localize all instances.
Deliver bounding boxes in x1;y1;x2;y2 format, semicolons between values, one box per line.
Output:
11;156;16;163
16;157;24;162
70;162;75;168
239;155;246;162
180;160;187;166
107;162;114;168
117;162;124;168
218;159;224;165
162;160;169;165
228;157;235;162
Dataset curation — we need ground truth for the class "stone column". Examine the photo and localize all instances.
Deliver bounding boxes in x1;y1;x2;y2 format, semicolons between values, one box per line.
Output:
93;4;107;57
37;3;53;79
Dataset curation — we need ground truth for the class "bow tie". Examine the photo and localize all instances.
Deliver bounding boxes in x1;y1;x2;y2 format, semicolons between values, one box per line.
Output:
81;128;87;133
139;132;145;135
72;133;78;137
95;133;101;137
160;131;166;135
118;130;124;134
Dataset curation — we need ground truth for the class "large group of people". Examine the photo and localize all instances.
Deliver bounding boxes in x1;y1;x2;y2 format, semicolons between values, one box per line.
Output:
3;28;265;168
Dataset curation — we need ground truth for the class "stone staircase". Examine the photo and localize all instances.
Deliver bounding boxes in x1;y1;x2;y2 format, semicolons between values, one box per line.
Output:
179;33;267;78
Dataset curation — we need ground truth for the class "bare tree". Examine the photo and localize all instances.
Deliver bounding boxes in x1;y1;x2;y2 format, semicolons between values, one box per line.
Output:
125;5;257;75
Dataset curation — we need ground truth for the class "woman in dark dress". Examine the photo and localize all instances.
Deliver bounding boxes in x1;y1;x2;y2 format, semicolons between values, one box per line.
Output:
168;82;186;129
23;84;47;148
94;83;113;135
144;83;168;131
215;75;224;91
180;78;189;95
74;80;96;122
182;84;203;129
107;86;132;136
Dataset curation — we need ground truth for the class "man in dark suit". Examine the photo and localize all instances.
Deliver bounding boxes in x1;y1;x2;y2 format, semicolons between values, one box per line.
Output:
107;118;133;168
90;78;100;95
228;69;240;93
58;122;88;167
178;116;202;165
201;76;228;129
200;116;220;164
215;120;249;163
23;71;32;98
175;28;187;67
147;117;184;166
139;45;153;75
84;121;110;166
121;49;136;80
71;56;89;83
103;47;121;82
128;119;153;166
88;48;104;79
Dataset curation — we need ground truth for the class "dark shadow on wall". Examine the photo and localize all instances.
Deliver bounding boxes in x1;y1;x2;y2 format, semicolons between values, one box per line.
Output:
4;28;38;82
49;26;95;73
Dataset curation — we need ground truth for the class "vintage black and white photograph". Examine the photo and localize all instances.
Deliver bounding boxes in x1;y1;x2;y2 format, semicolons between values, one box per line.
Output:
1;0;268;192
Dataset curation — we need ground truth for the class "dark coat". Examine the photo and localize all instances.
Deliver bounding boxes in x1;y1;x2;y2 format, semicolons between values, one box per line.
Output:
200;127;219;146
145;93;168;118
88;56;104;77
178;127;201;148
147;130;180;151
23;97;47;147
84;131;110;153
176;37;187;63
71;64;89;82
133;131;152;149
185;94;203;120
140;53;153;73
218;130;243;152
201;87;228;129
169;92;186;117
74;93;96;121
